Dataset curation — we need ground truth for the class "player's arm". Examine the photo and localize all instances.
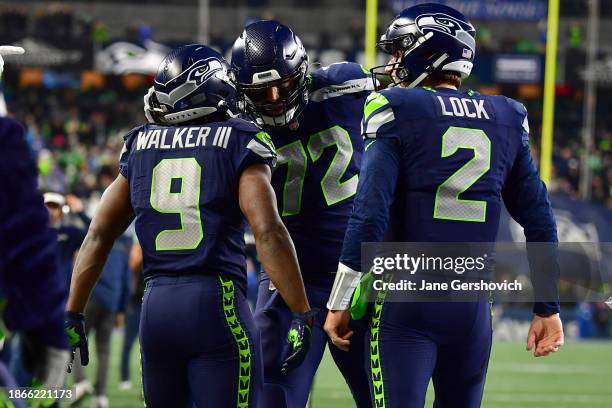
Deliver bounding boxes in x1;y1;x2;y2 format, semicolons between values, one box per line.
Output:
66;175;134;313
328;95;401;311
325;134;400;350
239;163;309;313
64;174;133;370
239;163;315;372
502;105;563;357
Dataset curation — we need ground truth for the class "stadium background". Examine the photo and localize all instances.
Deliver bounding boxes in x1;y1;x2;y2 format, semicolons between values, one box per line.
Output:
0;0;611;407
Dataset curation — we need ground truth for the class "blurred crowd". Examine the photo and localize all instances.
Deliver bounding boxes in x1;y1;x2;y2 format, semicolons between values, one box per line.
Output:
2;82;609;210
0;4;99;49
6;86;142;200
0;3;609;208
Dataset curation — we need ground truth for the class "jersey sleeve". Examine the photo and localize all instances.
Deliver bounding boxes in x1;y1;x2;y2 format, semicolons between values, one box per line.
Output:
0;118;68;348
118;126;142;179
361;91;398;141
340;98;402;271
309;62;376;103
501;101;560;315
238;129;277;173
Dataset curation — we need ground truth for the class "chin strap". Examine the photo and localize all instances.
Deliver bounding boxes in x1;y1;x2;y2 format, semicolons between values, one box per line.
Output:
405;53;449;88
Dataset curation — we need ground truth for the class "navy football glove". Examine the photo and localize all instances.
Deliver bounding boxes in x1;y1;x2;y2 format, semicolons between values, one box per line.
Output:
280;309;318;374
65;312;88;373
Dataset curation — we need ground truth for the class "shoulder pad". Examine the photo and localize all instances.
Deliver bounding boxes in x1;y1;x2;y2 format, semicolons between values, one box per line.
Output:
226;117;263;134
123;125;146;142
309;62;374;102
310;62;370;88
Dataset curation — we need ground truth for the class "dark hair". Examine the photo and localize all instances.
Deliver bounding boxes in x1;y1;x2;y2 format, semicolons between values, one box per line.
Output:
421;70;462;88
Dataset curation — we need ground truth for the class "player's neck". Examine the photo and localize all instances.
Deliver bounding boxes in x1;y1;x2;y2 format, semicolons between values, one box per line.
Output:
421;80;457;90
432;83;457;90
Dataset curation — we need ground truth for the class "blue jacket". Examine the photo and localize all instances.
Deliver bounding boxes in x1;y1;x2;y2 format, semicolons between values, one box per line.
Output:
90;234;132;313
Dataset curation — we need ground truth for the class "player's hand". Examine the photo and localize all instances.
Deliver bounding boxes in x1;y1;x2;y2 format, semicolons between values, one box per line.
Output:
280;309;317;374
65;312;89;372
324;309;353;352
65;194;84;213
526;313;564;357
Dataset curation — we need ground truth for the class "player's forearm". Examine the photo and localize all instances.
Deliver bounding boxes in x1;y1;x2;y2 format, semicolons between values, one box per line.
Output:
66;227;115;313
503;144;560;314
255;222;310;313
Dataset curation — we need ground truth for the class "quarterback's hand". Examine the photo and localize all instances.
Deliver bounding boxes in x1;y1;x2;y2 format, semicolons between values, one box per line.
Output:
65;312;89;372
526;313;564;357
280;310;317;374
0;45;24;79
324;309;353;352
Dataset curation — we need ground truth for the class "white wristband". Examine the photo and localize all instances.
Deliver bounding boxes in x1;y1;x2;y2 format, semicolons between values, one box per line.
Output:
327;262;362;311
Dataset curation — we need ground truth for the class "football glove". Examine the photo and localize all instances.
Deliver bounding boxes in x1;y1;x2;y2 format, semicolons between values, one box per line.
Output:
349;272;375;320
280;309;318;374
64;312;88;373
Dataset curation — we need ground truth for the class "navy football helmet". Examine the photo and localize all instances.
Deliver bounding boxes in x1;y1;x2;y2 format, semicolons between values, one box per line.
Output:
374;3;476;88
147;44;237;125
231;20;309;127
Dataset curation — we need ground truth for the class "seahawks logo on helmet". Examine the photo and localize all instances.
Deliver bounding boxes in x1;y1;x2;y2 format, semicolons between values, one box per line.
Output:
185;58;223;85
415;13;475;48
156;57;232;108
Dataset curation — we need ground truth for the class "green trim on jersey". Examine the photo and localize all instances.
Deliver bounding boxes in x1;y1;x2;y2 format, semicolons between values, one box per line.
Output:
364;92;390;122
370;285;388;408
219;276;252;408
255;131;276;154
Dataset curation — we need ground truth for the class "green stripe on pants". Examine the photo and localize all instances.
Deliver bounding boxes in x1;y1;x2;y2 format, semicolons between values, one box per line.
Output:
219;276;252;408
370;287;388;408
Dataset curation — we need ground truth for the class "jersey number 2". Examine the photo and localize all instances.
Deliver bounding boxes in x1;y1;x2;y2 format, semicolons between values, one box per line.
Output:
433;127;491;222
276;126;358;216
150;158;203;251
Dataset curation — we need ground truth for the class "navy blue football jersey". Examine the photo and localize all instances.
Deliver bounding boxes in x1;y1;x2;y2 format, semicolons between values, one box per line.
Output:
267;62;375;286
0;117;67;348
119;118;276;291
341;87;559;313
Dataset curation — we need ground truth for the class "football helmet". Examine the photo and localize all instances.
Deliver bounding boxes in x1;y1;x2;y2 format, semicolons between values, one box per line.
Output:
231;20;309;127
148;44;238;125
374;3;476;88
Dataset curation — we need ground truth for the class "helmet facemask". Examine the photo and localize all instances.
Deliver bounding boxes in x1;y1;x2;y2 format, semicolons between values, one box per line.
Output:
237;60;308;127
371;31;449;89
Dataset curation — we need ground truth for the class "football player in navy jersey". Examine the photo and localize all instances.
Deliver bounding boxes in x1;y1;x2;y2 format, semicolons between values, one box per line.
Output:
324;4;564;408
0;45;70;407
229;20;374;408
65;45;314;408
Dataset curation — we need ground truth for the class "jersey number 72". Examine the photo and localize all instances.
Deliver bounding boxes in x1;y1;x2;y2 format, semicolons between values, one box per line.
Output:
276;125;358;216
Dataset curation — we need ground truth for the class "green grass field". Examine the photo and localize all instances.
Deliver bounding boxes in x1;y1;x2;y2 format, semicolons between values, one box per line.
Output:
72;334;612;408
